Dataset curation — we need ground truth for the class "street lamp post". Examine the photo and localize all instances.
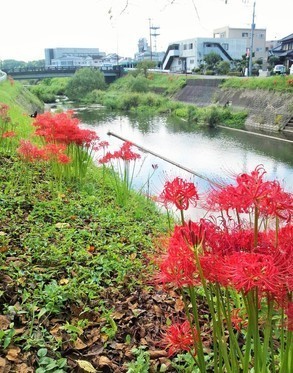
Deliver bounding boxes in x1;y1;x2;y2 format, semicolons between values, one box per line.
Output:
248;1;256;76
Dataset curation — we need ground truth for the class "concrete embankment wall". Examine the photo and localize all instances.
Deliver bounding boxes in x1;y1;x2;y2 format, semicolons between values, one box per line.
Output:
0;70;7;83
175;78;293;132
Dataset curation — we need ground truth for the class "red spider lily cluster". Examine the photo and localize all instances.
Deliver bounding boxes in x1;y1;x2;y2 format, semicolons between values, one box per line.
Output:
33;111;99;148
204;164;292;221
99;141;141;164
16;111;99;179
155;165;292;364
17;140;70;164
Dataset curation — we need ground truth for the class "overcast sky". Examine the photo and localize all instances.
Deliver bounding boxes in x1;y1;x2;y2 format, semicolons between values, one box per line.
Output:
1;0;292;62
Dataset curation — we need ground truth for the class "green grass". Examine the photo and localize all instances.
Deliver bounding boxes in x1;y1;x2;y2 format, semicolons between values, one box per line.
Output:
0;81;171;370
220;75;293;92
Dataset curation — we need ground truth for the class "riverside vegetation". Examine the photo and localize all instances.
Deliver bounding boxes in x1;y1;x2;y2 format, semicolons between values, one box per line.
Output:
0;75;292;372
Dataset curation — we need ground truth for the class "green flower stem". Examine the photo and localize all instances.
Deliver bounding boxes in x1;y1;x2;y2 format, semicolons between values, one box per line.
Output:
261;298;274;372
245;290;261;373
280;307;285;363
243;293;254;372
183;287;206;372
192;246;231;372
220;287;244;369
180;209;185;226
281;330;292;373
254;206;259;247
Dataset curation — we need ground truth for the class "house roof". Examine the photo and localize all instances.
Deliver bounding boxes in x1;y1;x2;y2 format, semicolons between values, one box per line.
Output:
280;33;293;42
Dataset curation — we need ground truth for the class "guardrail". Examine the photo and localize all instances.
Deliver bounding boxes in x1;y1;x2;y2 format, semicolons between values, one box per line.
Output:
0;70;7;83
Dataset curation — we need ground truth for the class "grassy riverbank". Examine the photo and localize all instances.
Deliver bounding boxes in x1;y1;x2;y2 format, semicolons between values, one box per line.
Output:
1;78;292;373
0;81;175;372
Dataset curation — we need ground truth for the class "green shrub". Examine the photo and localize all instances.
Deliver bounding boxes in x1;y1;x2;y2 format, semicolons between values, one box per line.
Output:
128;76;150;93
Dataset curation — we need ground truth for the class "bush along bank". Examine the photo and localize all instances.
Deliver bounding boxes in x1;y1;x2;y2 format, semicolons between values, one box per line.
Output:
29;71;249;130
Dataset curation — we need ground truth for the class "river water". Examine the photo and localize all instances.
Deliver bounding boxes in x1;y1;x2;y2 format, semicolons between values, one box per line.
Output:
68;105;293;219
74;105;291;179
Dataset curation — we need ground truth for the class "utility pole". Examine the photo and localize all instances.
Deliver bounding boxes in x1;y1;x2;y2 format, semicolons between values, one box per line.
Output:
149;18;153;61
148;18;160;62
248;1;256;76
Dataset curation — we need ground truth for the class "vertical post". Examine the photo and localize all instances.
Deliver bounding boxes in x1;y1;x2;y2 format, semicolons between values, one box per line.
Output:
248;1;256;76
149;18;153;61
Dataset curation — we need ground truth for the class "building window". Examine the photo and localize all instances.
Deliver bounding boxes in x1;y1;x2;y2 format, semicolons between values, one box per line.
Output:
242;32;249;37
189;43;193;49
183;44;187;50
190;59;194;64
222;43;229;50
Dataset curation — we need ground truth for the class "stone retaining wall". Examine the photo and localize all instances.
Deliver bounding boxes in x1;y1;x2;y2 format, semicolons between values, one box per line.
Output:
175;79;293;132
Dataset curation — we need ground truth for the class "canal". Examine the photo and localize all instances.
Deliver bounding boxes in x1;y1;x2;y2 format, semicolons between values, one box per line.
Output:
74;106;292;189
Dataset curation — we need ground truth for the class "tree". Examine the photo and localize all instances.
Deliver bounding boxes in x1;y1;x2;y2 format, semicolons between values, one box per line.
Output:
204;52;222;71
136;60;156;78
65;68;107;101
217;61;231;75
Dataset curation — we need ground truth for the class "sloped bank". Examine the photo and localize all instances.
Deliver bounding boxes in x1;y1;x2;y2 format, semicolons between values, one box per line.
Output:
175;79;293;133
214;88;293;132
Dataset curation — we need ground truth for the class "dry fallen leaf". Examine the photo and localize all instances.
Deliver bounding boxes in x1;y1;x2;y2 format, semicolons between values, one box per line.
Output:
0;315;10;330
6;347;21;363
55;222;70;229
73;337;88;350
0;357;7;369
76;359;97;372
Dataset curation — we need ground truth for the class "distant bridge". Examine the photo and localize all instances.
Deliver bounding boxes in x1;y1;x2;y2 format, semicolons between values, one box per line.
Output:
2;66;125;83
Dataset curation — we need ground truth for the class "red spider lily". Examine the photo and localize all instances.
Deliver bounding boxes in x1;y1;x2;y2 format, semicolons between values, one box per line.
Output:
159;177;199;210
117;141;141;161
200;254;229;286
155;225;200;288
259;180;293;222
97;140;109;151
17;140;71;164
43;143;71;164
161;320;198;357
0;103;11;124
17;140;46;162
204;184;244;214
33;111;99;147
99;152;113;164
2;131;16;138
235;164;272;210
99;141;141;163
204;165;292;217
224;252;285;297
225;308;247;332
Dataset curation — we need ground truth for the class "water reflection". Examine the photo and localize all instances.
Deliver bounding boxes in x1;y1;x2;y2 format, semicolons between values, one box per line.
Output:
75;107;293;199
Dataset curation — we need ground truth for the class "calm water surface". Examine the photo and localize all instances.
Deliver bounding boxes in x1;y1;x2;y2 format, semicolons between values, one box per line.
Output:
74;106;292;188
71;106;293;219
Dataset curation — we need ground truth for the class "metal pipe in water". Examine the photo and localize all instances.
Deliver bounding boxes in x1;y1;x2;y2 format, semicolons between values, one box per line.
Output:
107;131;219;187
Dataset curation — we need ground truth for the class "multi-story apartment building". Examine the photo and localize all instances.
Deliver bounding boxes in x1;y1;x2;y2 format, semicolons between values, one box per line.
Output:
162;37;247;73
44;48;106;68
213;26;267;67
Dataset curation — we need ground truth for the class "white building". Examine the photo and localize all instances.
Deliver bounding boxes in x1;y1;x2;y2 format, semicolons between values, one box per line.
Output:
162;37;247;73
44;48;106;68
213;26;267;67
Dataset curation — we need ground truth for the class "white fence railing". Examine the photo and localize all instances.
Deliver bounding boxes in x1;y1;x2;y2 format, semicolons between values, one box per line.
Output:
0;70;7;83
